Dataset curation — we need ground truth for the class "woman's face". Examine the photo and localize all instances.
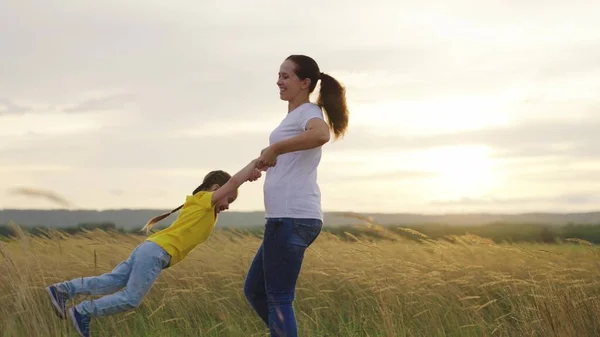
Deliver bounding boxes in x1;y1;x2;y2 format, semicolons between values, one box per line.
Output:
277;59;308;101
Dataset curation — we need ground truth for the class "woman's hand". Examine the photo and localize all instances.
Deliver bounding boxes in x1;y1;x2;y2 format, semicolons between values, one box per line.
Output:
257;146;278;170
247;168;262;182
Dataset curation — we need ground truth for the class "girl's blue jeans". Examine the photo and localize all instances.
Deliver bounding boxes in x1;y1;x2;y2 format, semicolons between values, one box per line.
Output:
244;217;323;337
55;240;170;317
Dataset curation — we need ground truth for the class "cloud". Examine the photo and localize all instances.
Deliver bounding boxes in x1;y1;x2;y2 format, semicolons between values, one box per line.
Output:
7;187;75;208
430;194;600;207
0;93;136;116
108;189;124;196
0;110;118;137
1;0;599;212
508;168;600;185
0;99;30;115
530;43;600;81
63;93;135;113
0;127;268;170
325;169;437;183
331;114;600;160
4;113;600;175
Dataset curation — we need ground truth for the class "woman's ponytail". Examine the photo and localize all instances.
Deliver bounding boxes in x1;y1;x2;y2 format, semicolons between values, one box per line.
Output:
286;55;349;139
317;72;349;139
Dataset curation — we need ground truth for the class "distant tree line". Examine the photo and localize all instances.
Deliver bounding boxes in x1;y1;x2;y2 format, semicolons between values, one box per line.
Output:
1;222;599;245
321;222;600;244
411;222;600;244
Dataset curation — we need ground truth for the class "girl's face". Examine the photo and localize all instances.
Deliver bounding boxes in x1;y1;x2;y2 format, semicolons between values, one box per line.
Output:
214;190;237;214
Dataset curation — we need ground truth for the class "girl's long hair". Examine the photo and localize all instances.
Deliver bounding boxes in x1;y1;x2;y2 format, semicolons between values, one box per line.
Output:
140;170;231;234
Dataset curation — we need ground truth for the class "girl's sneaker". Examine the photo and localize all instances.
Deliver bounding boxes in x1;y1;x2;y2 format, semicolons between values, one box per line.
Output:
68;307;91;337
45;285;68;319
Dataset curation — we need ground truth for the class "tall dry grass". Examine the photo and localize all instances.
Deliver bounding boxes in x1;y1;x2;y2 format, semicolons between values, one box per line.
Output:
1;225;599;336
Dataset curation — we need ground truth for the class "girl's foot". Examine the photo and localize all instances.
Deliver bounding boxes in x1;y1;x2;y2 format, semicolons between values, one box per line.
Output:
45;285;68;319
68;307;91;337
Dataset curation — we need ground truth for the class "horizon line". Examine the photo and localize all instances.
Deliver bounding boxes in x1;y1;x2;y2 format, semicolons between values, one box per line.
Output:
2;208;600;216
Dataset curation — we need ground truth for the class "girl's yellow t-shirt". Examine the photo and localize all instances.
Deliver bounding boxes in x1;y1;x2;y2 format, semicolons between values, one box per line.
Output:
147;191;216;267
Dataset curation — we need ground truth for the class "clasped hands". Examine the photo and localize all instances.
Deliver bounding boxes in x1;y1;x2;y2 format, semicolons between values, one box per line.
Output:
246;145;278;182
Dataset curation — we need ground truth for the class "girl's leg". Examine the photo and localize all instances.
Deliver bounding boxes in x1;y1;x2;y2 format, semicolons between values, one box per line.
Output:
46;244;140;319
262;218;322;337
68;241;170;336
55;258;134;299
68;241;170;337
243;242;269;325
74;241;170;317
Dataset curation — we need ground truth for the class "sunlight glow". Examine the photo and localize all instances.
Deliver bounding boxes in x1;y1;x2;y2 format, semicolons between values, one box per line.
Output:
411;145;500;200
324;145;502;203
351;96;514;136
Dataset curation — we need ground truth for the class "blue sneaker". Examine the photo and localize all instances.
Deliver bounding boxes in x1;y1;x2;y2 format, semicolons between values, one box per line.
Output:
68;307;91;337
46;285;68;319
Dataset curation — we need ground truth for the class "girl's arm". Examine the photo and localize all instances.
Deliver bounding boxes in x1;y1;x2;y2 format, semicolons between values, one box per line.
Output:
257;118;330;169
211;159;259;205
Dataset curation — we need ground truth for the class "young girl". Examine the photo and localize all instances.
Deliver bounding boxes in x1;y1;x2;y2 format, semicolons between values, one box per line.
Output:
45;159;262;337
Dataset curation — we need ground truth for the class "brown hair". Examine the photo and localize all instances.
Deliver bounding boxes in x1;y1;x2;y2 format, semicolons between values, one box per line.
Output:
141;170;231;234
286;54;349;139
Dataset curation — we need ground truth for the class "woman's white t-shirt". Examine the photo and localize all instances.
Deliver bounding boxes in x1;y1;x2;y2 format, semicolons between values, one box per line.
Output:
263;103;324;220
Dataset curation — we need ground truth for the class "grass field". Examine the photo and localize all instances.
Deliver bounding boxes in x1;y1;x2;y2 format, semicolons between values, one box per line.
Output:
1;225;599;336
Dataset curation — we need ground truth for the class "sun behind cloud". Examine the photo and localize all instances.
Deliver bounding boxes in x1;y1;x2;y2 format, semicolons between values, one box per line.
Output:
419;145;500;200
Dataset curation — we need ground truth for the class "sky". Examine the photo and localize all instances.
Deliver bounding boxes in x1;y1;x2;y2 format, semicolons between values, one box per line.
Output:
2;1;600;214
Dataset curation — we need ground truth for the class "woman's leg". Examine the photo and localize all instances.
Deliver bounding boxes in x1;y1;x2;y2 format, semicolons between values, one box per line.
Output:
262;218;322;337
243;242;269;325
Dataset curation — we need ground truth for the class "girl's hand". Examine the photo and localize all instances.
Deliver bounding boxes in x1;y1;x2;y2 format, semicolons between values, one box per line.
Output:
247;168;262;182
257;146;278;170
210;159;260;206
240;159;259;180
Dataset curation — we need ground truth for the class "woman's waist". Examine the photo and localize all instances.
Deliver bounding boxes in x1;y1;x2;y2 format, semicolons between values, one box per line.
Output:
264;180;320;195
264;171;318;186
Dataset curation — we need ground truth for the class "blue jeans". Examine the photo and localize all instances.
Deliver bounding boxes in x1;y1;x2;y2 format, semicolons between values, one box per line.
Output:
244;218;323;337
55;240;171;317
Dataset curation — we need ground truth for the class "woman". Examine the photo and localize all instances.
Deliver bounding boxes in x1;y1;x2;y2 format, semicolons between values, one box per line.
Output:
244;54;349;337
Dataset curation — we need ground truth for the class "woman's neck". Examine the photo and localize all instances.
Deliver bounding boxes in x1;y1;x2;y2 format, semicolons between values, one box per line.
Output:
288;95;310;113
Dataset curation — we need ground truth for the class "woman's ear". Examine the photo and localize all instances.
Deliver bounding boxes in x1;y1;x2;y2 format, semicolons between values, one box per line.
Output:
301;78;311;90
210;184;220;191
